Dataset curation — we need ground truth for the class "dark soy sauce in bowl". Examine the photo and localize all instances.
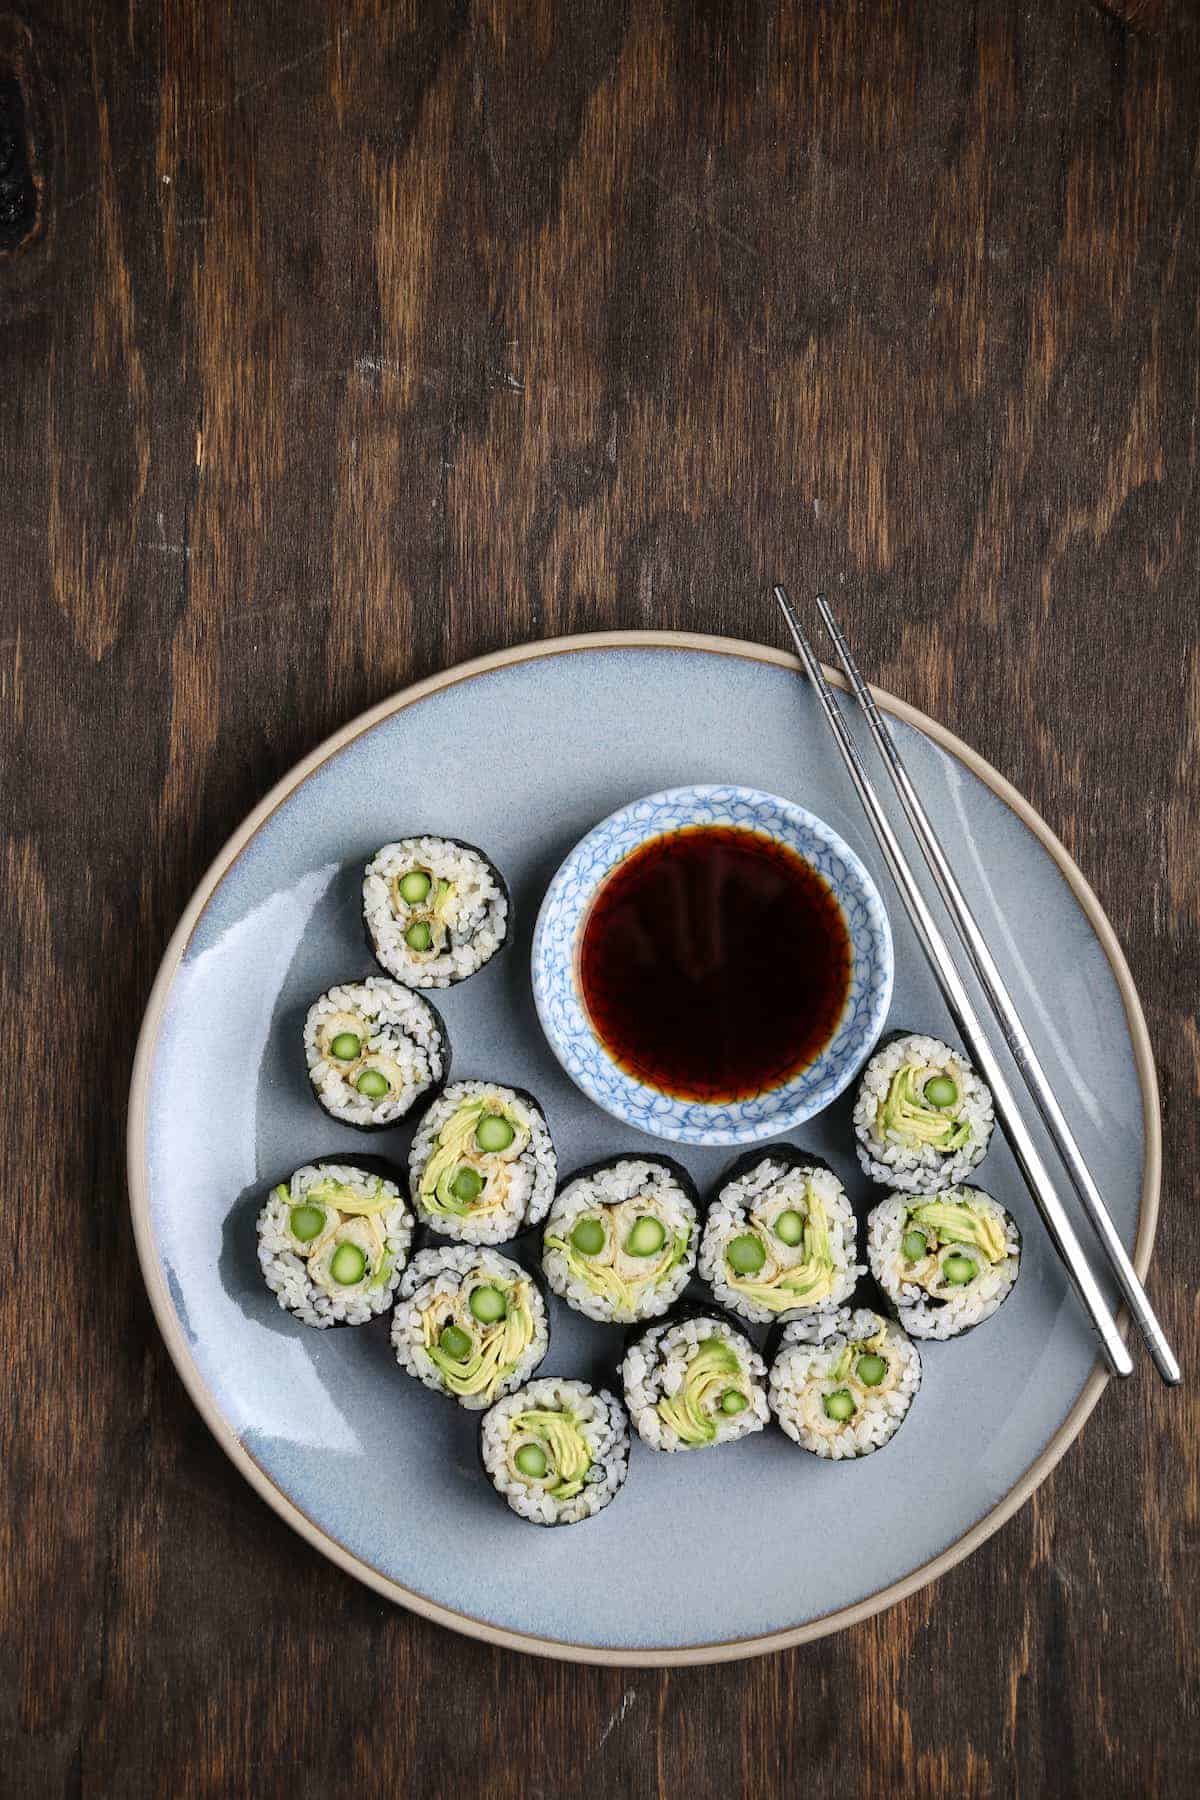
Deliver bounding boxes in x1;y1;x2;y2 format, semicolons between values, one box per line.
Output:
578;825;852;1103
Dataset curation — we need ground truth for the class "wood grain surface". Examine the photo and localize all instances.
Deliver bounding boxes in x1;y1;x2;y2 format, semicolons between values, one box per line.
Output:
2;0;1197;1794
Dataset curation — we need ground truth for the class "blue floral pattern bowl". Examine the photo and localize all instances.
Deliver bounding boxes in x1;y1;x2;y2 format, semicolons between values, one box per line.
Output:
531;785;894;1145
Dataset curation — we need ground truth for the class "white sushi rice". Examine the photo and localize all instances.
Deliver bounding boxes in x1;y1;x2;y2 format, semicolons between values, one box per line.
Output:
256;1162;413;1328
867;1187;1020;1339
480;1377;630;1525
541;1159;698;1324
621;1315;769;1452
364;837;508;988
409;1080;557;1244
769;1308;921;1458
699;1158;862;1326
853;1032;994;1191
391;1246;549;1409
303;977;446;1127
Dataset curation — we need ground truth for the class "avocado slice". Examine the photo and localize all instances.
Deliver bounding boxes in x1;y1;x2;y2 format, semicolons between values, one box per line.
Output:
656;1338;743;1447
305;1175;394;1217
545;1228;636;1313
828;1319;890;1386
509;1408;591;1500
545;1214;691;1320
877;1063;971;1151
367;1251;395;1292
423;1279;536;1401
908;1197;1007;1264
421;1097;526;1217
726;1188;837;1313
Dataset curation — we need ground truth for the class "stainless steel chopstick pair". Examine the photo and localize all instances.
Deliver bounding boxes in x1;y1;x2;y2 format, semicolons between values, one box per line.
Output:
774;585;1179;1386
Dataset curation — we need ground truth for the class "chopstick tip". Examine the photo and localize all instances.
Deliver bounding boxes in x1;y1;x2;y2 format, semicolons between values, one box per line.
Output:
772;584;801;631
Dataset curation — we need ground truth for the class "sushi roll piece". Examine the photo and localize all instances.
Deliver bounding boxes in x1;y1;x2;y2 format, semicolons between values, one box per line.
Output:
409;1080;556;1245
768;1306;921;1458
304;977;447;1128
853;1031;994;1192
479;1377;630;1526
699;1150;862;1327
363;836;509;988
541;1157;698;1325
621;1312;769;1452
391;1246;549;1409
256;1160;413;1328
867;1184;1021;1340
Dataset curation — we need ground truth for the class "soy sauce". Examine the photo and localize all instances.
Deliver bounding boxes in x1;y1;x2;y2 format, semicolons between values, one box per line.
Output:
579;825;852;1104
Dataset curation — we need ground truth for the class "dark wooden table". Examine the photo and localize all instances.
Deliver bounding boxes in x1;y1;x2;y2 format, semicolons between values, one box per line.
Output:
3;1;1197;1794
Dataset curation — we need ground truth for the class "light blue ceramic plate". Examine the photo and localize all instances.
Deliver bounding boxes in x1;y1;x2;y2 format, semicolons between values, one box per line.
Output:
128;633;1159;1666
532;784;893;1144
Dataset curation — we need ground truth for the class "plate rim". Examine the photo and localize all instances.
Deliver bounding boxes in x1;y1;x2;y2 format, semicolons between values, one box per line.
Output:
127;629;1161;1667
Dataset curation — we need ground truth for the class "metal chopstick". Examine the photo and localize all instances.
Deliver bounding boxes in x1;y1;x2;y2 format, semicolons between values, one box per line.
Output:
772;585;1133;1379
815;595;1180;1387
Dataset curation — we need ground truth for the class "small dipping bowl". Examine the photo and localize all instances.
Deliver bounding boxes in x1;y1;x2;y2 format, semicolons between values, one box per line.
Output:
531;785;894;1146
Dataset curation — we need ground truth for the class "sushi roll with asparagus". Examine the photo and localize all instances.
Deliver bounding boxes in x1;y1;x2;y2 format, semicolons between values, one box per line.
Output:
479;1378;630;1526
699;1150;862;1326
621;1312;769;1452
257;1160;413;1328
409;1080;556;1245
304;977;447;1128
541;1157;698;1325
867;1185;1021;1340
768;1307;921;1458
391;1246;549;1409
854;1031;994;1192
363;836;509;988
